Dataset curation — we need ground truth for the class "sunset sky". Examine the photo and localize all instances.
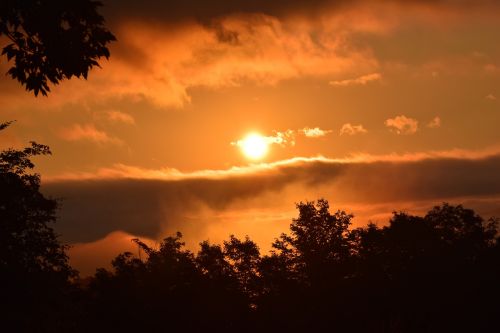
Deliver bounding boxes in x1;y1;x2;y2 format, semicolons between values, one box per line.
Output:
1;0;499;275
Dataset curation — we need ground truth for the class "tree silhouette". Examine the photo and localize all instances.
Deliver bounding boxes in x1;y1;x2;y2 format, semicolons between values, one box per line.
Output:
223;235;261;300
255;200;355;331
351;205;500;332
80;199;498;332
255;200;499;332
0;0;115;96
0;122;75;331
86;233;254;332
271;199;354;286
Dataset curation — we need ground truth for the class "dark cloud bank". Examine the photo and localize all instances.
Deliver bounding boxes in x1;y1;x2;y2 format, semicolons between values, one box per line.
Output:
101;0;492;25
102;0;342;23
43;155;500;243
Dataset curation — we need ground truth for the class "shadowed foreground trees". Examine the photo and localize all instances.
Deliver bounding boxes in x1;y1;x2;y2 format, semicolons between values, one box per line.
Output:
81;200;499;333
82;233;255;332
0;122;75;331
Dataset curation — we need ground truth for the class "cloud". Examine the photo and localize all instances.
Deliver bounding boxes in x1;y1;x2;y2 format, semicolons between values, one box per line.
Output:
266;130;297;146
101;0;500;26
231;130;296;150
3;0;500;112
1;4;386;110
102;0;337;24
59;124;123;145
43;148;500;246
484;64;500;74
329;73;381;87
339;123;367;136
68;231;156;276
104;15;380;108
47;145;500;182
232;127;332;150
6;0;499;110
486;94;497;101
300;127;332;138
427;116;441;128
107;110;135;124
385;115;418;135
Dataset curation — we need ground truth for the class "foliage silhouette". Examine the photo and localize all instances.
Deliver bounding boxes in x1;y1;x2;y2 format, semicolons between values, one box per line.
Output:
0;122;75;331
83;200;498;332
84;232;253;332
0;0;115;96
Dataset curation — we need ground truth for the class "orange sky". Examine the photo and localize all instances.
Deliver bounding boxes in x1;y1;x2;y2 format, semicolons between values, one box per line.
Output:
1;0;500;275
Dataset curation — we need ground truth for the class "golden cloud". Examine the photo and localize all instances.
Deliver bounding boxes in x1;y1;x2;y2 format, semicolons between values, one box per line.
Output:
59;124;123;145
107;110;135;124
385;115;418;135
46;145;500;182
301;127;332;137
339;123;368;136
427;116;441;129
329;73;382;86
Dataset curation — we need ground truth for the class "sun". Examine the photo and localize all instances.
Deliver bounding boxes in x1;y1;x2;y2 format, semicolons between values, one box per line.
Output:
240;133;269;160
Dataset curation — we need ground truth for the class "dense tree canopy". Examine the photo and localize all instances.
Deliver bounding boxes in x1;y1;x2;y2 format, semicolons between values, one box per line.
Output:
0;122;74;331
81;200;499;332
0;0;115;96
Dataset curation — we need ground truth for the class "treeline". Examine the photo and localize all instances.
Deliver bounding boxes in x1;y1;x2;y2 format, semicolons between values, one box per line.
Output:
1;126;500;332
76;201;499;333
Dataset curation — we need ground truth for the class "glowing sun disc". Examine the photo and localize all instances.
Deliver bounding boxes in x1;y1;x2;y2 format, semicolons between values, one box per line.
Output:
241;133;268;159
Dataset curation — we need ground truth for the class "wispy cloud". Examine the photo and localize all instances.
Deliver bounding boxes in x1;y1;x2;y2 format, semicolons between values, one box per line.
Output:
47;146;500;182
339;123;367;136
232;127;332;149
427;116;441;128
59;124;122;145
486;94;497;101
385;115;418;135
231;130;296;151
107;110;135;124
329;73;381;87
266;130;296;146
300;127;332;138
484;64;500;74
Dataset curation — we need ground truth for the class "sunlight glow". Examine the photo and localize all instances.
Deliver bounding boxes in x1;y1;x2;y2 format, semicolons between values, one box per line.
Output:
240;133;269;160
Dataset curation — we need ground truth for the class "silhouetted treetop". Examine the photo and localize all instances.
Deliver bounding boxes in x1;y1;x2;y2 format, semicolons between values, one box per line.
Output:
0;0;115;96
272;200;354;277
425;203;498;247
0;122;70;275
197;241;231;279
